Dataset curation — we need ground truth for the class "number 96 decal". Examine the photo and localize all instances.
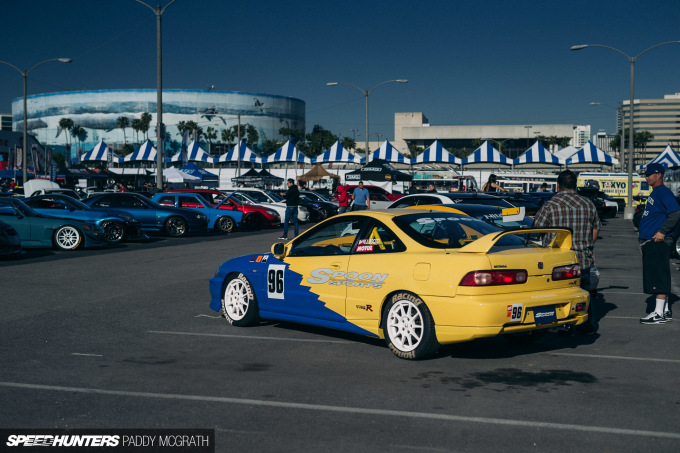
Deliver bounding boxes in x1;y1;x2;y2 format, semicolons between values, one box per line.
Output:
507;303;523;322
267;264;285;299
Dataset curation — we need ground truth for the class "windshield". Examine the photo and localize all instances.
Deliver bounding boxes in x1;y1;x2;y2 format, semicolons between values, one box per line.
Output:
240;191;271;204
0;198;39;217
393;212;525;249
267;191;284;202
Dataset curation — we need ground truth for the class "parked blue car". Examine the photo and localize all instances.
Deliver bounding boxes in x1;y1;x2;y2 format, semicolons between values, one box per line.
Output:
82;193;208;237
22;193;144;244
151;192;244;233
0;197;106;251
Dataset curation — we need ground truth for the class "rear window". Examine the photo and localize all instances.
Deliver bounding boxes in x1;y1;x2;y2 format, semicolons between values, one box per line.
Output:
393;212;524;249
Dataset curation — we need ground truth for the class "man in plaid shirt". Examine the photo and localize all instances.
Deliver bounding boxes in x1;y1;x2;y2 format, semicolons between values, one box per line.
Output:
534;170;600;334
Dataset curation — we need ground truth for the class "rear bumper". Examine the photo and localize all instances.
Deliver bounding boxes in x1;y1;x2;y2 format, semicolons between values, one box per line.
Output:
424;287;589;345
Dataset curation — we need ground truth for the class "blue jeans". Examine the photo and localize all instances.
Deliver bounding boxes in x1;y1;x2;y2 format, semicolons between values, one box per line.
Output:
283;206;298;237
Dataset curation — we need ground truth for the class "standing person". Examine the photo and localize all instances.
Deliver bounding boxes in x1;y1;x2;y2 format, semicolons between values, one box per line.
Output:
279;178;299;240
539;182;549;192
407;180;419;195
533;169;600;334
352;181;370;211
427;184;437;193
481;174;506;192
337;185;349;214
638;163;680;324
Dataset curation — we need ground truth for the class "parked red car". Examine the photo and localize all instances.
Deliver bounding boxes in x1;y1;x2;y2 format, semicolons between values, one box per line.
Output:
334;185;403;202
164;189;280;228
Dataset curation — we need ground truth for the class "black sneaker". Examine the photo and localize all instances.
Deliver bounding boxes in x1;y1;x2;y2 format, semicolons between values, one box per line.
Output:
278;236;288;240
640;313;666;324
664;311;672;322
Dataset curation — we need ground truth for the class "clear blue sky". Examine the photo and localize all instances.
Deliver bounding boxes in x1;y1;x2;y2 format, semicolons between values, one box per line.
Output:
2;0;680;143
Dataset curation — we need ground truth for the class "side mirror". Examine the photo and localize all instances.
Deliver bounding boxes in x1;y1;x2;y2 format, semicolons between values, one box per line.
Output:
271;242;286;258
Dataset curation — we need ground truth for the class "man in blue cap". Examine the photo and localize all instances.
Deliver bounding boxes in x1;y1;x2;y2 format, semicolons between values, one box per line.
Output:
638;162;680;324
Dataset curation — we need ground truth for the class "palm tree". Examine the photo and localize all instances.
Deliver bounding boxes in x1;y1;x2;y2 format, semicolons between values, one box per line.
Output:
58;117;74;150
140;112;153;140
131;119;142;144
340;136;356;151
205;126;217;155
220;127;236;154
244;124;259;145
117;116;129;144
70;125;88;160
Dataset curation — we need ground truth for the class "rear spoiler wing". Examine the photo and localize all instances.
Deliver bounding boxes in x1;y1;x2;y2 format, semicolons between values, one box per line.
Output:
458;228;573;254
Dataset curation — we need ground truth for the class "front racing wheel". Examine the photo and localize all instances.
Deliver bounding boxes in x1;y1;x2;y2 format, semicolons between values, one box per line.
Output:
54;225;82;251
383;292;439;360
165;216;187;237
222;273;259;326
101;220;124;243
216;216;235;233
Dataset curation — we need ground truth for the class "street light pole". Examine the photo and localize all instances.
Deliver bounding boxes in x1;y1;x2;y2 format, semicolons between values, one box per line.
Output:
0;58;72;186
135;0;176;190
590;102;625;172
326;79;407;163
571;41;680;219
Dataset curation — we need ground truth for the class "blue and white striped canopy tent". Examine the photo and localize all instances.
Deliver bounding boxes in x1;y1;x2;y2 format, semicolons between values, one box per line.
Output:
169;141;215;164
118;140;157;163
81;141;121;163
638;144;680;170
312;140;363;164
410;140;461;165
554;146;578;161
368;140;409;163
216;140;263;164
565;141;619;166
461;141;511;165
513;141;563;165
263;140;313;164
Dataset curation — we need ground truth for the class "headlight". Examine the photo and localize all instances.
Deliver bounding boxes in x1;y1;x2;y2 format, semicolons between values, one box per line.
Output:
266;209;278;216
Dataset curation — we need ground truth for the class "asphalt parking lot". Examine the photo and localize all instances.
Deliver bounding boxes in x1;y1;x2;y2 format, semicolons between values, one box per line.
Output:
1;217;679;452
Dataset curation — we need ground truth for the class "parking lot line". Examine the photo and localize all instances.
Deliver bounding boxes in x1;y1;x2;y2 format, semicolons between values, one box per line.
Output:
147;330;352;344
549;352;680;364
0;381;678;440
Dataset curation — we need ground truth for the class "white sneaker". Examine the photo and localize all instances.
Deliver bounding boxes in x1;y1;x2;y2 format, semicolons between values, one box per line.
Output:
640;312;666;324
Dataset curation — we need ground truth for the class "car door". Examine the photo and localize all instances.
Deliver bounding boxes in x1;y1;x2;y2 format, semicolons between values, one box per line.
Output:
94;195;157;228
345;219;407;321
264;217;367;322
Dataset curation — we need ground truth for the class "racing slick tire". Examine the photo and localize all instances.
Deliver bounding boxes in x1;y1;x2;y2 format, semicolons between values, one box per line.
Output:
101;219;124;243
54;225;83;251
222;273;259;327
216;216;235;233
165;216;187;237
383;292;439;360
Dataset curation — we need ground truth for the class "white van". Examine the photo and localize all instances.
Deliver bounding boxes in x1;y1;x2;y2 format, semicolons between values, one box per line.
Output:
22;179;61;197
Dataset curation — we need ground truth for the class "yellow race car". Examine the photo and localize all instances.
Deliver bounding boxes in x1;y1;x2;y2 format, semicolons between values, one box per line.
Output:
209;209;588;360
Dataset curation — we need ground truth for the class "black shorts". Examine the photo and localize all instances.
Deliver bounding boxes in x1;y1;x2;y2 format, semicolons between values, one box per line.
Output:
642;241;672;294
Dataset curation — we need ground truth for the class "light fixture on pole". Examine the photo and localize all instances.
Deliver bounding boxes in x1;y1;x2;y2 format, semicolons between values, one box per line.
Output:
134;0;177;191
571;41;680;219
326;79;407;163
0;58;72;185
590;102;625;172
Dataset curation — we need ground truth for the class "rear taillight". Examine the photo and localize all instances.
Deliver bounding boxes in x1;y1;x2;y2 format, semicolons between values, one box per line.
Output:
552;264;581;280
460;270;528;286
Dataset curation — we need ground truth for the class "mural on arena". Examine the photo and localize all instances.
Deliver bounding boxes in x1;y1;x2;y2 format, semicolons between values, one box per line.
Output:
11;89;305;156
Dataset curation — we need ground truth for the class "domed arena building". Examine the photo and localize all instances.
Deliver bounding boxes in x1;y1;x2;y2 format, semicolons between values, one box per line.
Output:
11;89;305;157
